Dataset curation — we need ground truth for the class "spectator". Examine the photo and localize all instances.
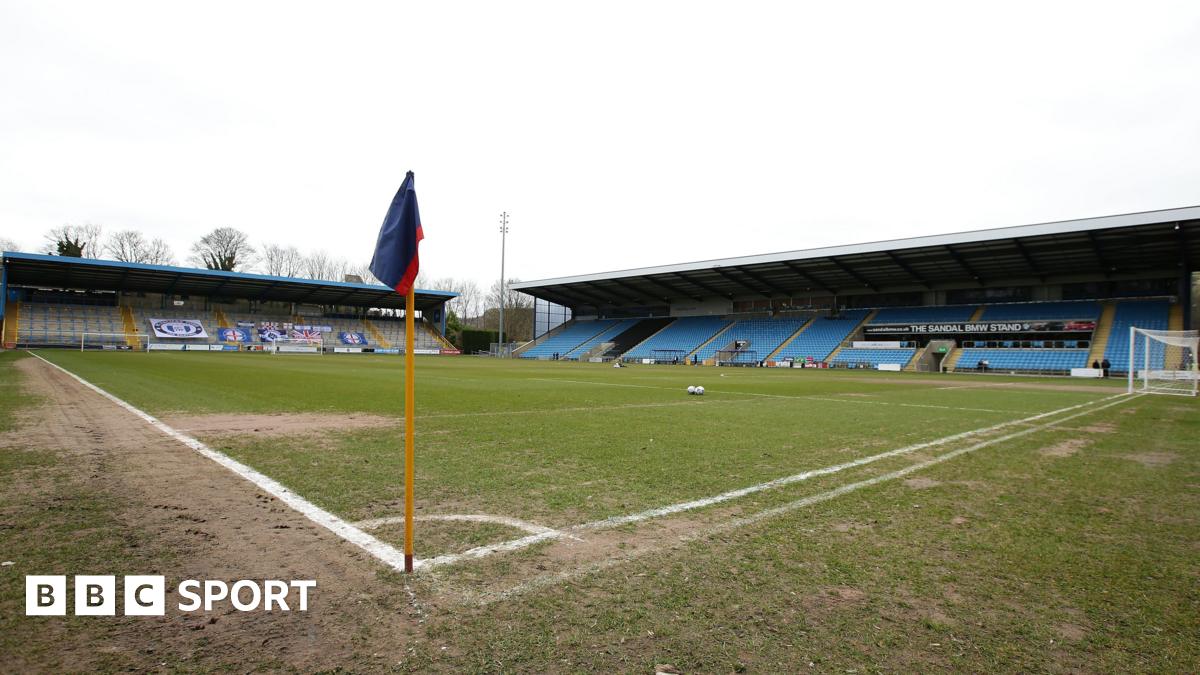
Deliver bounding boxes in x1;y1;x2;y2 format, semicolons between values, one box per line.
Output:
1091;359;1100;369
1101;358;1111;377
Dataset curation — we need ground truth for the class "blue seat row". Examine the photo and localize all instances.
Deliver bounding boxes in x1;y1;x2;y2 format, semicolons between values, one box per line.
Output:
956;348;1089;372
980;301;1100;321
869;305;976;324
831;348;916;367
693;318;807;361
624;316;731;360
774;310;869;362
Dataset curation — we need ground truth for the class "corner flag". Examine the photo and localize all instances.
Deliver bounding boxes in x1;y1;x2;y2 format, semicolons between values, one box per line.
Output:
370;171;423;573
370;171;424;295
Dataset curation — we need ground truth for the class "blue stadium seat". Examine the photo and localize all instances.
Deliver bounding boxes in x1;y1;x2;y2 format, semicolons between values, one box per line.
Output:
774;310;869;362
623;316;730;361
1104;300;1170;372
564;318;641;359
692;318;807;362
521;320;619;359
980;301;1100;321
956;348;1088;372
869;305;976;324
831;348;916;367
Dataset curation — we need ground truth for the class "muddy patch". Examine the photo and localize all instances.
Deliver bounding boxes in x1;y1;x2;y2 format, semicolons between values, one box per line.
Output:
1057;623;1087;641
1078;422;1116;434
8;357;417;671
163;412;396;438
803;586;867;611
1124;452;1179;468
1041;438;1090;458
903;477;941;489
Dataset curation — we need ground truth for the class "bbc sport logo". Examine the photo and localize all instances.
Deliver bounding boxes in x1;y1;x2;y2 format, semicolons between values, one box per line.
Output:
26;576;315;615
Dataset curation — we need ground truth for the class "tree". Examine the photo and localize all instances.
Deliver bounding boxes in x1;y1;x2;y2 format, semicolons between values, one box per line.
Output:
143;238;177;266
44;224;103;258
260;244;304;277
106;231;176;265
190;227;253;271
482;278;534;341
302;250;347;281
0;237;20;252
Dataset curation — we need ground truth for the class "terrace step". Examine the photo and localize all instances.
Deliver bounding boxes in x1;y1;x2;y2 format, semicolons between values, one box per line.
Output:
687;322;735;363
825;309;878;363
3;301;20;347
120;306;140;349
1086;301;1116;366
363;319;392;348
765;317;814;360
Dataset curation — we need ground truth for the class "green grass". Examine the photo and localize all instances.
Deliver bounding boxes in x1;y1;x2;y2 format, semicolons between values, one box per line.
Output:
18;350;1199;672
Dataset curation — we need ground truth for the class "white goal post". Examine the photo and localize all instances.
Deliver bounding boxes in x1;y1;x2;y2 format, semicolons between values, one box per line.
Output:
80;332;149;352
1128;327;1199;397
270;337;323;355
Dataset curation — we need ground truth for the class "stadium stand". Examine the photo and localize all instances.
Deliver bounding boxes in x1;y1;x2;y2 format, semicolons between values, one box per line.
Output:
564;318;642;360
868;305;977;324
831;347;917;368
18;303;127;347
600;317;672;359
774;310;870;362
520;319;619;359
1103;299;1170;372
622;316;731;362
693;318;808;363
980;300;1100;321
357;315;448;351
955;348;1089;373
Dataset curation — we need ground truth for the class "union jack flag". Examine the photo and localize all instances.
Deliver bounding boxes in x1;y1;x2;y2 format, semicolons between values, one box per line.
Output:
290;329;323;344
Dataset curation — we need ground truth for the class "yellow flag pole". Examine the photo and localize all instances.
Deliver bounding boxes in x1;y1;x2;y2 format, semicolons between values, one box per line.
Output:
404;287;415;573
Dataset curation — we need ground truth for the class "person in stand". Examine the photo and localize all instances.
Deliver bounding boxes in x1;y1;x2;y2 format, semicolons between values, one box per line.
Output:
1101;358;1111;378
980;358;990;373
1092;359;1100;370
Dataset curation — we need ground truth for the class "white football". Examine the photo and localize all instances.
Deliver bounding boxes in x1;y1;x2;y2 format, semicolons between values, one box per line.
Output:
687;386;696;395
696;386;705;395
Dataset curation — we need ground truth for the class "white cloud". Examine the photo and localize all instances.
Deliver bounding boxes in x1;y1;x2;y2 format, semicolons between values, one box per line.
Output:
2;1;1197;289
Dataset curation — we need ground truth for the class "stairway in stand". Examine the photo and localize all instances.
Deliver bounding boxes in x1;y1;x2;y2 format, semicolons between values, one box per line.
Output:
1086;301;1116;366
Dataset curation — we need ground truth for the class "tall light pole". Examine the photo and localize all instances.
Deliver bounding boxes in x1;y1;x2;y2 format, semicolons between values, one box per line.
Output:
498;211;509;357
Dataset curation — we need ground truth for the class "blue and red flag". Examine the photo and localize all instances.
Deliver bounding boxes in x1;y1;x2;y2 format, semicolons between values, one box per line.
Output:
370;171;424;296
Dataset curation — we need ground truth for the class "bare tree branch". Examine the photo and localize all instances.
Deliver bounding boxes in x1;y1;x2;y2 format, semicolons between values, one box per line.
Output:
189;227;254;271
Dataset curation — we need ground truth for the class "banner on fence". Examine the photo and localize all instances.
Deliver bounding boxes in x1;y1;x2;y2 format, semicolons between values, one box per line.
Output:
149;318;208;339
865;320;1096;335
295;324;332;332
339;332;368;345
218;327;251;342
289;328;323;344
237;321;255;328
258;327;285;342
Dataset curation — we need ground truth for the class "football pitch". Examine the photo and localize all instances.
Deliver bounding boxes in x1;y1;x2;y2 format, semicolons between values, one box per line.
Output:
3;350;1197;672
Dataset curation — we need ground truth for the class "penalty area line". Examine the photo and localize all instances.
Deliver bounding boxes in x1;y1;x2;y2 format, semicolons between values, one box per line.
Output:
419;390;1129;570
26;352;412;575
472;392;1142;604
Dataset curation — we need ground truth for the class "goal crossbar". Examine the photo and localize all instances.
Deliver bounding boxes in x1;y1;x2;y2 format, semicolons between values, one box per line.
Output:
1128;327;1198;396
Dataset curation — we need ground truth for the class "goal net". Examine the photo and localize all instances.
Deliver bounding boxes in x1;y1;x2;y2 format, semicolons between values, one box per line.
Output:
1128;327;1198;396
271;337;323;355
716;349;759;366
80;332;149;352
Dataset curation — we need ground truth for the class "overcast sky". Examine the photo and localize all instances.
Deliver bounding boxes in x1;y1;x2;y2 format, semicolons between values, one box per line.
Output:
2;1;1198;292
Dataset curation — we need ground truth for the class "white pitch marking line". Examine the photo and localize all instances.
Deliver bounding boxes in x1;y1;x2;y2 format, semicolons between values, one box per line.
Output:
418;391;1128;570
356;513;575;539
529;377;1028;414
473;393;1143;604
27;352;412;574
